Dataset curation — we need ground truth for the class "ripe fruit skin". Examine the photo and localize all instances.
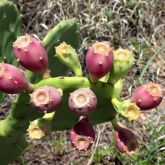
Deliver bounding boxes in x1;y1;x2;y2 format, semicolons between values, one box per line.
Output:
86;42;113;82
0;63;29;93
13;34;48;75
69;88;97;116
31;86;62;113
131;83;162;110
112;119;138;154
70;117;95;151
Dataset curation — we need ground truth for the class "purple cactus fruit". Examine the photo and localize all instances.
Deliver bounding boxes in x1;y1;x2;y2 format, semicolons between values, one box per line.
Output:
31;86;62;113
70;117;95;151
131;83;162;110
69;88;97;116
13;34;49;76
112;120;138;154
85;42;113;82
0;62;30;93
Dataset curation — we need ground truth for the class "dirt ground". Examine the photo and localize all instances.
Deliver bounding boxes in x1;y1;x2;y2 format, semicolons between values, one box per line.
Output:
0;0;165;164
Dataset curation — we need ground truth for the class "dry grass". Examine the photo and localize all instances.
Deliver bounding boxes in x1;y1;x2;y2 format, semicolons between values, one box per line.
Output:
9;0;165;164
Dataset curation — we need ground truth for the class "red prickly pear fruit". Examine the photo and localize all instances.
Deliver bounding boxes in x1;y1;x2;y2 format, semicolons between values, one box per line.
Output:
31;86;62;113
13;34;49;76
131;83;162;110
85;42;113;82
70;117;95;151
0;63;30;93
69;88;97;116
112;120;138;154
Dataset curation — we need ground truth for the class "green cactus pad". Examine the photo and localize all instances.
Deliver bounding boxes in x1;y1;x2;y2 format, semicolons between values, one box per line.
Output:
0;0;22;102
42;19;80;77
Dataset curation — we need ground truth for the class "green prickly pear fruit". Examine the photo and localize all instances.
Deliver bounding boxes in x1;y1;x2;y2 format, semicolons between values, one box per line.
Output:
27;112;55;139
55;42;82;76
109;48;134;84
112;98;140;121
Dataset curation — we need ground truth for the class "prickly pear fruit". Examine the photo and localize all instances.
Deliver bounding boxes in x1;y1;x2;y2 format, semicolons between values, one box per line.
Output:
31;86;62;113
0;63;30;93
109;48;134;84
111;118;138;155
131;83;162;110
69;88;97;116
70;117;95;151
27;118;51;140
55;42;82;76
85;42;113;82
13;34;49;76
27;112;54;139
112;98;140;121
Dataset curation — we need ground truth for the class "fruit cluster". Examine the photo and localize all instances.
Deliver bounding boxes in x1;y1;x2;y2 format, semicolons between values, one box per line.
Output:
0;34;162;154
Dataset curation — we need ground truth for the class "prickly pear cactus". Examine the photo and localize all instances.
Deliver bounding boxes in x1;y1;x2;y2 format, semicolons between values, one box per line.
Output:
0;1;163;164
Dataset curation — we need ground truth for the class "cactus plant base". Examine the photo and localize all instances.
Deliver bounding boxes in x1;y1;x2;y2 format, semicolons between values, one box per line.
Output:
0;77;118;165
